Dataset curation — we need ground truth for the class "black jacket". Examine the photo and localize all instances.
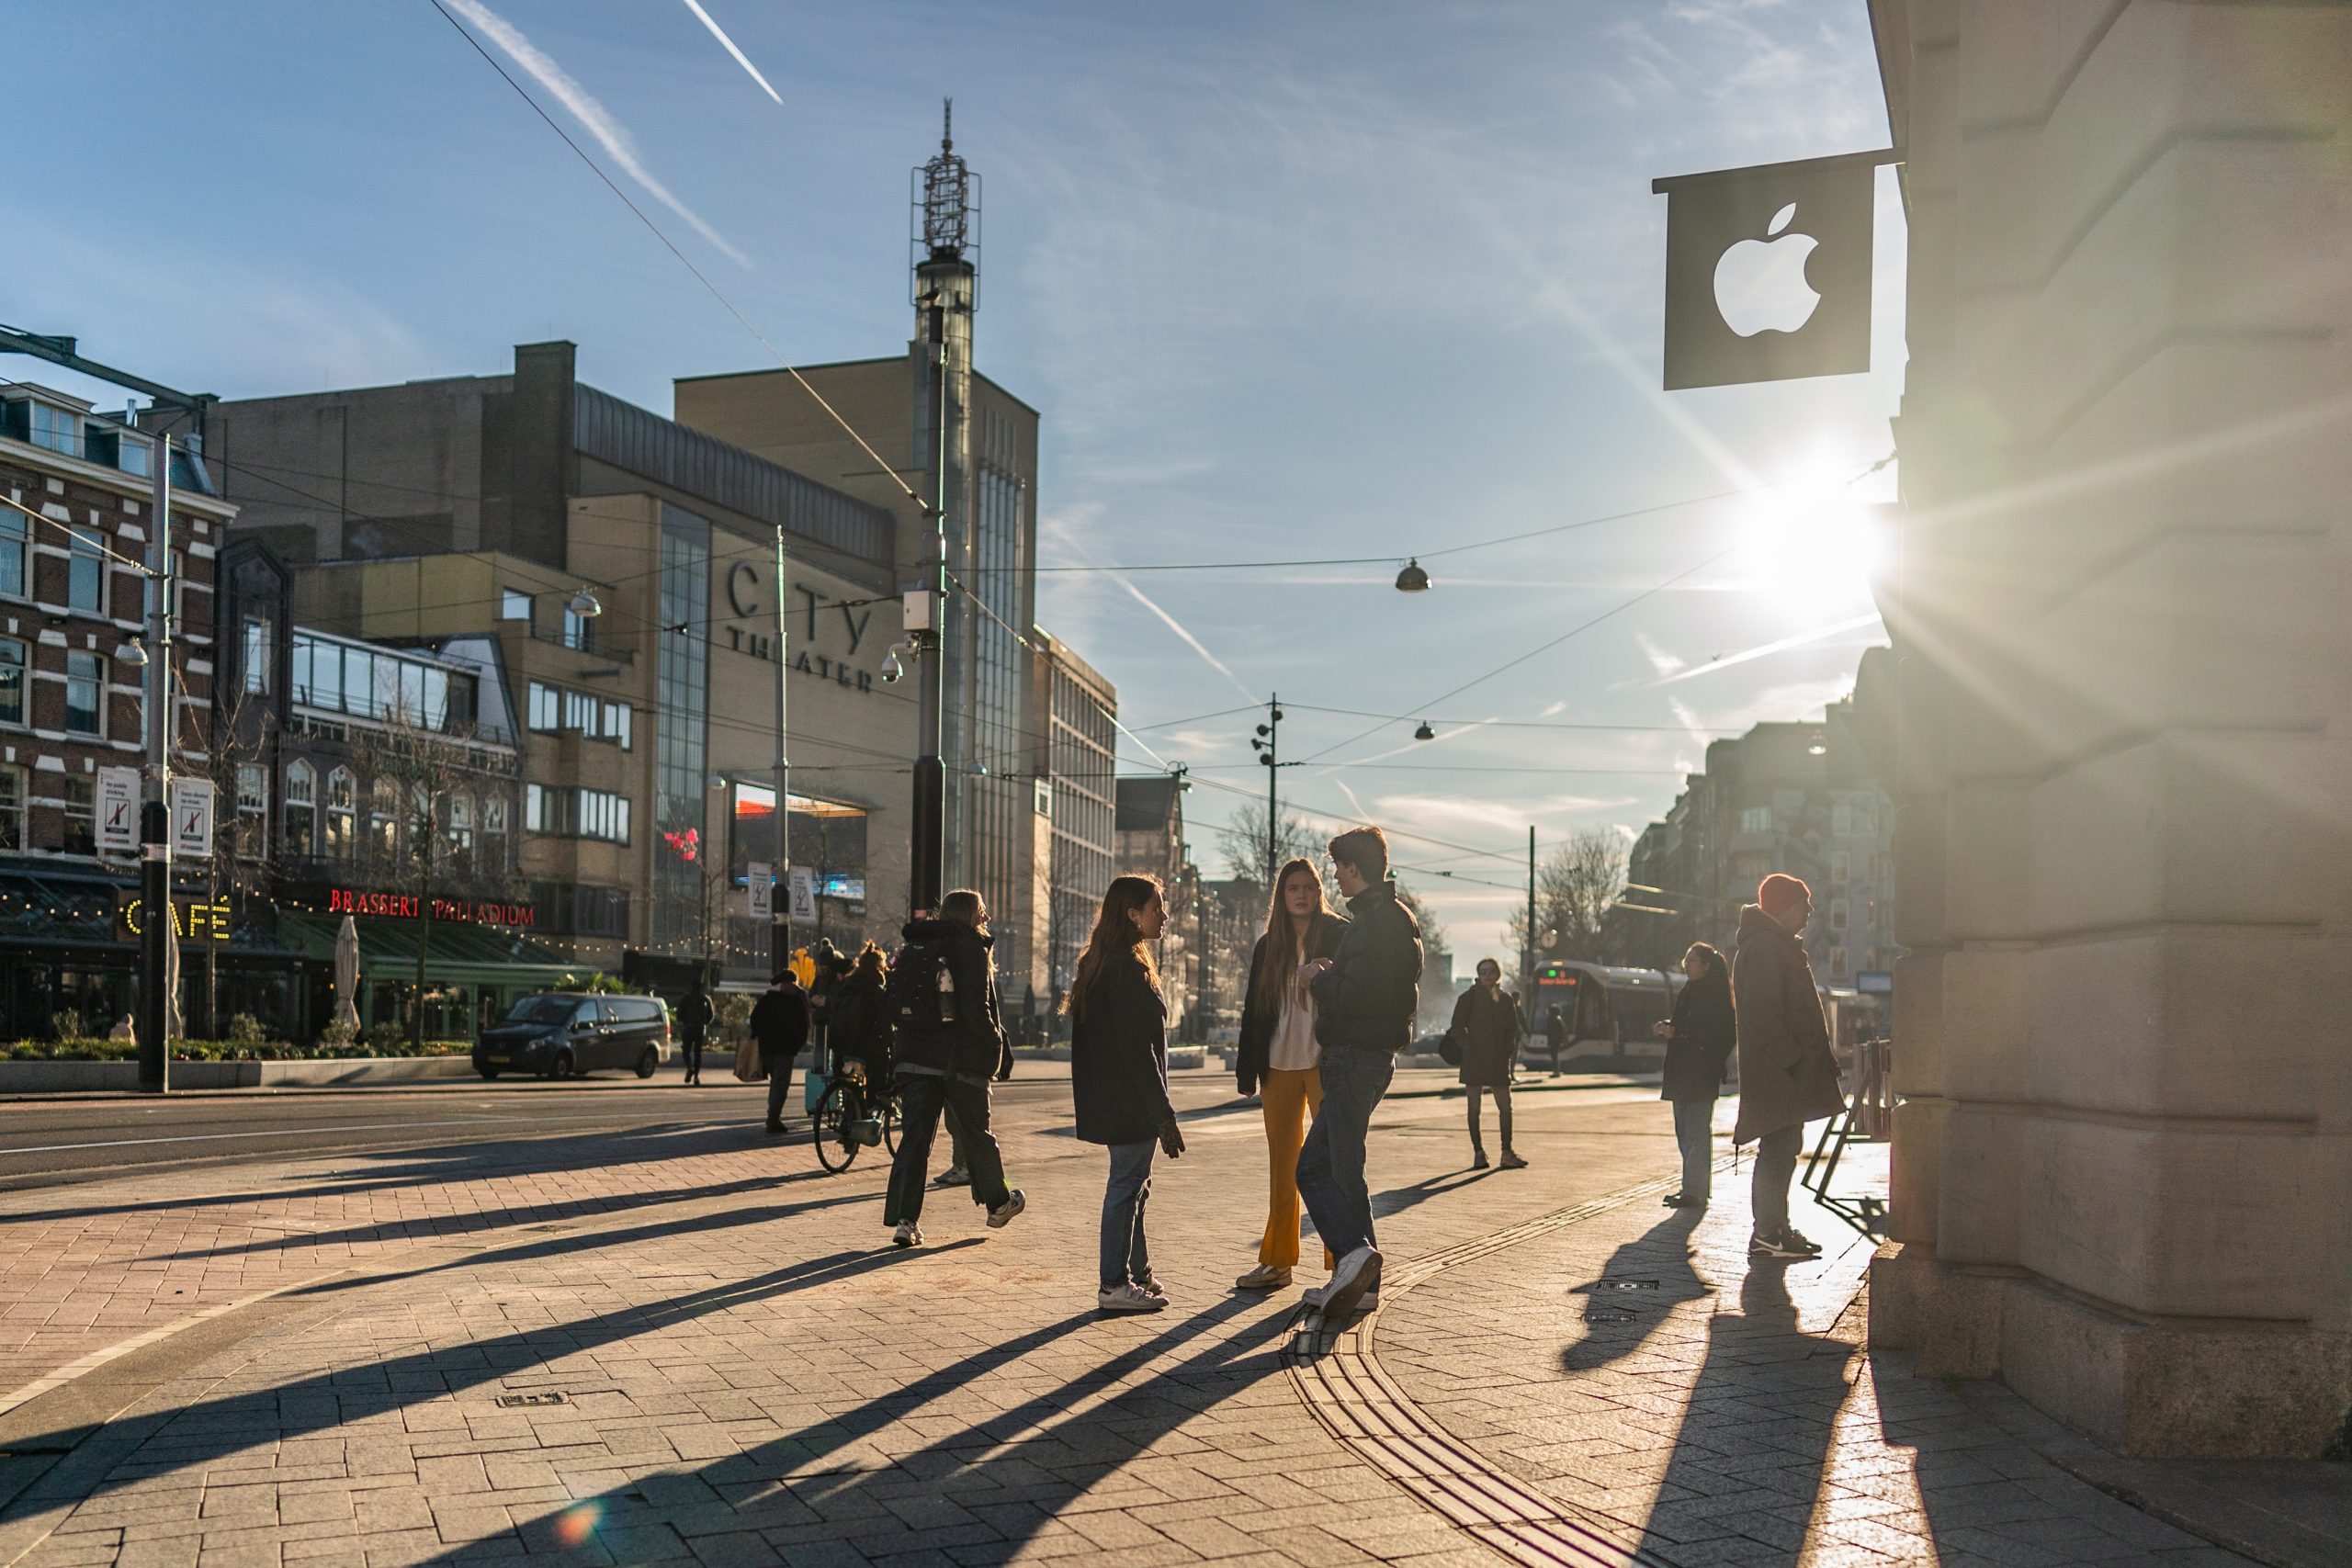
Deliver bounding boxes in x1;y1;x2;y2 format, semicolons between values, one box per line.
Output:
749;984;809;1055
1234;913;1348;1093
1659;967;1735;1102
675;990;715;1043
1069;953;1174;1145
1448;985;1521;1088
830;972;892;1075
1308;880;1423;1055
894;918;1011;1082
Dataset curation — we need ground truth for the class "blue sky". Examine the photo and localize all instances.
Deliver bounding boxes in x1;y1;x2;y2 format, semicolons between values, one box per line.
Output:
8;0;1902;959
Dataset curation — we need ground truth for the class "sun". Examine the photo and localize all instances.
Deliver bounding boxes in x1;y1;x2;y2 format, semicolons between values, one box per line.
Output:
1744;461;1886;607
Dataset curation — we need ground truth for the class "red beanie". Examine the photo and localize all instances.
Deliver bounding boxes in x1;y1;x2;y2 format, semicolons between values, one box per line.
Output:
1758;874;1811;916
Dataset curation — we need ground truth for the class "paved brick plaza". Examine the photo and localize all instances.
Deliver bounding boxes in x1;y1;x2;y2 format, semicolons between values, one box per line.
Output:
0;1074;2245;1566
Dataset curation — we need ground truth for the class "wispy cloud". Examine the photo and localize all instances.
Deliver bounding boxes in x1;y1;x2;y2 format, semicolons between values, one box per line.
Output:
1110;573;1256;701
676;0;782;106
1642;613;1881;687
1636;631;1687;678
444;0;751;267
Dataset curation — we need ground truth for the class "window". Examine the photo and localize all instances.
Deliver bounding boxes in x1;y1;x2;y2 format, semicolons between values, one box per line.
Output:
0;638;23;726
369;778;399;859
528;682;559;732
565;689;597;733
447;795;474;867
242;617;271;694
0;510;24;600
1830;851;1849;886
62;775;95;855
64;652;102;737
526;785;629;844
237;764;267;856
581;788;628;843
480;796;508;871
285;760;316;858
113;432;152;479
1738;806;1771;835
324;767;356;859
501;589;533;623
602;700;631;749
0;766;21;851
29;401;80;457
561;605;593;651
68;526;105;615
1830;898;1849;932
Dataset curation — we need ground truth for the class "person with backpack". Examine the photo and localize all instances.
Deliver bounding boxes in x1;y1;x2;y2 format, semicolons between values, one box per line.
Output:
882;890;1024;1247
752;970;810;1135
676;978;716;1086
1232;857;1346;1293
1446;958;1526;1170
826;943;893;1145
1543;1004;1568;1075
1295;826;1422;1322
1733;874;1847;1258
1068;875;1185;1314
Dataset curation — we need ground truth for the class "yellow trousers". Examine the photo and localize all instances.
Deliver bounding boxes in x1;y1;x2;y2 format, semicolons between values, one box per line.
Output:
1257;1066;1334;1269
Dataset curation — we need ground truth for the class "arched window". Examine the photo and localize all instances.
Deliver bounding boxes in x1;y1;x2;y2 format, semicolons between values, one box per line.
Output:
284;760;315;858
325;767;356;860
407;784;431;863
369;778;398;860
480;795;509;873
447;795;475;871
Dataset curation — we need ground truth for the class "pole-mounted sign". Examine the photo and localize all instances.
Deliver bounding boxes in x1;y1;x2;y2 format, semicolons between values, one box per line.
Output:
98;766;140;854
169;777;214;860
747;861;774;921
787;867;818;923
1655;148;1899;390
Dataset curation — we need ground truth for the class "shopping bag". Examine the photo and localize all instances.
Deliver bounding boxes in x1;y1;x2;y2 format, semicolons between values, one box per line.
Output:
733;1035;763;1082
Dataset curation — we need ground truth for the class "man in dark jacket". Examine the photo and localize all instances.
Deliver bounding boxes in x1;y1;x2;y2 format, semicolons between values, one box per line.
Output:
676;979;716;1086
751;970;810;1134
1295;826;1422;1321
1543;1005;1568;1075
1732;874;1847;1258
882;890;1024;1247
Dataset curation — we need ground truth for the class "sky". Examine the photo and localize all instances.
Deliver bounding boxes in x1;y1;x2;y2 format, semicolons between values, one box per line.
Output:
6;0;1903;962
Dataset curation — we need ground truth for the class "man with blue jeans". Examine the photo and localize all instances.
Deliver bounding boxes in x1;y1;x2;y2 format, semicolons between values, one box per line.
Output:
1296;826;1422;1322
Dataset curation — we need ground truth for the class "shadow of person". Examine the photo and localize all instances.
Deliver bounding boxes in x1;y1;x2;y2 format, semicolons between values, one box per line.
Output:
1627;1258;1856;1567
1559;1206;1709;1373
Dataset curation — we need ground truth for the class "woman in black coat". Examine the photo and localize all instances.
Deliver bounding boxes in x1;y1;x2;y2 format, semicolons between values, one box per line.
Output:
1655;942;1736;1209
1447;958;1526;1169
1067;875;1184;1314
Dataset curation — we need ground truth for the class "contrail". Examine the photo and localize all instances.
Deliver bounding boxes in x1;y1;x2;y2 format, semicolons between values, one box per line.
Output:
444;0;751;267
677;0;783;105
1642;612;1882;687
1110;574;1256;701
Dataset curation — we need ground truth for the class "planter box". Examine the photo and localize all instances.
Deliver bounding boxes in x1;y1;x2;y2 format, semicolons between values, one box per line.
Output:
0;1055;480;1093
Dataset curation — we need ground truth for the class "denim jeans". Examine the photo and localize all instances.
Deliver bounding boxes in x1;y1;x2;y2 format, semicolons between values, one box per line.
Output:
1295;1046;1395;1261
1100;1140;1157;1292
1751;1122;1804;1239
887;1071;1009;1225
1670;1096;1714;1203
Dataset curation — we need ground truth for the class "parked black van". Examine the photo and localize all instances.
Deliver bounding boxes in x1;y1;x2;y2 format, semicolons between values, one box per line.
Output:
474;992;672;1080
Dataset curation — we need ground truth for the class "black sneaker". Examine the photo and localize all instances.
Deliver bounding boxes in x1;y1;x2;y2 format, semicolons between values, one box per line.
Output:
1749;1232;1810;1258
1781;1228;1823;1256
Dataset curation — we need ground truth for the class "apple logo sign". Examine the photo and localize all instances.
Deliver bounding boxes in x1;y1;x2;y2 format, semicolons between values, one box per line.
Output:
1713;202;1821;337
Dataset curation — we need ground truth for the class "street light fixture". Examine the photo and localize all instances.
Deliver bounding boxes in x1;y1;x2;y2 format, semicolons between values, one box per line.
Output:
1395;558;1431;592
116;637;148;668
1413;720;1436;741
568;587;604;618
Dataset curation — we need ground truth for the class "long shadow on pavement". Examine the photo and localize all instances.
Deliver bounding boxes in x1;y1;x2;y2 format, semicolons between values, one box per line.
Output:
1561;1208;1708;1372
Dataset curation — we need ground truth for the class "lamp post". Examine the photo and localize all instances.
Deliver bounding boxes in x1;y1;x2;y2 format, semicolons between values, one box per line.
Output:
137;438;175;1092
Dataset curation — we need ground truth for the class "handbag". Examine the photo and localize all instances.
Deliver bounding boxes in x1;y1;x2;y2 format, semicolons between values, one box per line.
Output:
733;1035;763;1082
1439;1027;1464;1067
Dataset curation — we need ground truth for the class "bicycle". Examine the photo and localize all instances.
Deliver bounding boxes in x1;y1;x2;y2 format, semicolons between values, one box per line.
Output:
811;1058;899;1173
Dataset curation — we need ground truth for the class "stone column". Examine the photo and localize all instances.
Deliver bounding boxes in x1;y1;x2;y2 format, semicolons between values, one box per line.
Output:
1866;0;2352;1457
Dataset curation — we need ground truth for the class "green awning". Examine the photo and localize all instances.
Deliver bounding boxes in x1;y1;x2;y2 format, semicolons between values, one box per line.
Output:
276;913;595;988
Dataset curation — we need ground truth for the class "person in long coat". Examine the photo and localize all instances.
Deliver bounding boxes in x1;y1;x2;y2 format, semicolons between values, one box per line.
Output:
1654;942;1735;1209
1732;874;1848;1258
1068;875;1184;1314
1231;857;1348;1292
1447;958;1527;1169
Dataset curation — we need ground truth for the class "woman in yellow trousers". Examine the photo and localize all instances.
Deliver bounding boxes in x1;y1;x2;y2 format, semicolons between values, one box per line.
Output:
1232;858;1348;1292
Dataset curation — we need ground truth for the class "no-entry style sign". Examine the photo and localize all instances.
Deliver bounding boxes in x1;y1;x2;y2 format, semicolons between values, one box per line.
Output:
1654;148;1897;390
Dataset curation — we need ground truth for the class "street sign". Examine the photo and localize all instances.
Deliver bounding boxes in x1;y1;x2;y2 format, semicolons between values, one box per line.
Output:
97;766;139;854
1653;148;1895;390
747;861;773;920
787;867;817;922
169;777;214;859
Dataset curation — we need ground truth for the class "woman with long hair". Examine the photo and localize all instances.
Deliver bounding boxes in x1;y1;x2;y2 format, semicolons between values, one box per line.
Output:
1067;874;1186;1314
1231;858;1349;1292
1448;958;1527;1169
1655;941;1735;1209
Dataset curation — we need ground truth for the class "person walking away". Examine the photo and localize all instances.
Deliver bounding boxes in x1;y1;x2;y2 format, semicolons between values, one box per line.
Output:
1448;959;1527;1169
1543;1004;1568;1075
1232;857;1347;1292
676;978;715;1086
1068;876;1186;1314
1655;942;1734;1208
807;937;845;1077
1732;875;1846;1258
752;970;810;1134
828;943;893;1143
1297;826;1422;1321
883;890;1024;1247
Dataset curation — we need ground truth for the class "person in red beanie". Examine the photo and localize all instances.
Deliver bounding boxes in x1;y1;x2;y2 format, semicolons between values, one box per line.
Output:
1731;874;1847;1258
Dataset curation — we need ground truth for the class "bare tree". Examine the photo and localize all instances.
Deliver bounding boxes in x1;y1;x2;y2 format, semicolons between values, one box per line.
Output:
1393;879;1448;954
1506;829;1629;964
1217;802;1322;887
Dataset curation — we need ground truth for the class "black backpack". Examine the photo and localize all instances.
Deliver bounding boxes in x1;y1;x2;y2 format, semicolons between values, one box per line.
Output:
888;940;960;1031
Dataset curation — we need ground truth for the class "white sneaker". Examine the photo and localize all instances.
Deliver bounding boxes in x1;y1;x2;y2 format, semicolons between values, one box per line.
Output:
892;1220;922;1248
1300;1281;1380;1313
1318;1246;1383;1321
1097;1283;1166;1314
986;1189;1026;1229
1235;1264;1292;1292
1134;1273;1170;1299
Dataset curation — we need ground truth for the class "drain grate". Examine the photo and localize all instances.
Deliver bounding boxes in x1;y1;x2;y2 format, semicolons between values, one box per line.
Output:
494;1391;570;1408
1594;1279;1659;1292
1584;1307;1637;1325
